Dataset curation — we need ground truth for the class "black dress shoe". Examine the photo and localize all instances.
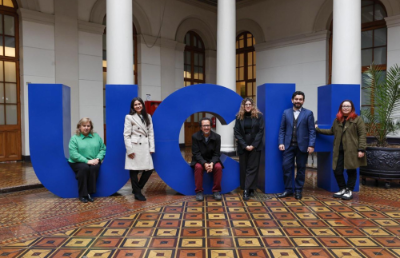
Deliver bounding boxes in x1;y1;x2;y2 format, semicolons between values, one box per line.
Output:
79;197;88;203
295;191;302;200
243;190;250;201
134;193;146;201
87;194;94;202
249;189;255;197
277;191;293;198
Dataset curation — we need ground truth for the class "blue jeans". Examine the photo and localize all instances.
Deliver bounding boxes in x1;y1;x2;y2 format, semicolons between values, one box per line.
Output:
282;145;308;192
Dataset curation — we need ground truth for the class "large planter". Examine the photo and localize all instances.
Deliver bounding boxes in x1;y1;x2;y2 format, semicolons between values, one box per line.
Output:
360;146;400;188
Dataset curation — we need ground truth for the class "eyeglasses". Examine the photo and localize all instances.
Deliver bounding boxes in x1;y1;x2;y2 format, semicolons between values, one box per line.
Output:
244;104;252;106
202;125;211;128
342;105;352;108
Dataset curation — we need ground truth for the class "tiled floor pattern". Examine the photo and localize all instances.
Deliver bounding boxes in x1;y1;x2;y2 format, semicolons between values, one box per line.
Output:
2;193;400;257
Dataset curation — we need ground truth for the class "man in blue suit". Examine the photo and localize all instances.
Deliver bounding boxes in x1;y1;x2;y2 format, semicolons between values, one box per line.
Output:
278;91;316;200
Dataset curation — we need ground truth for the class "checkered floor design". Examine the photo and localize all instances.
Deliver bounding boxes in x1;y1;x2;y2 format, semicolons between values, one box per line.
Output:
1;193;400;258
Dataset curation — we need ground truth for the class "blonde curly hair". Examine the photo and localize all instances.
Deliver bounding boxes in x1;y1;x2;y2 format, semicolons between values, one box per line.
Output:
236;97;262;120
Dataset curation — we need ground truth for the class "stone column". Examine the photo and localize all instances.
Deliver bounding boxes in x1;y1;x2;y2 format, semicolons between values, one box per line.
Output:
332;0;361;84
217;0;236;154
106;0;133;84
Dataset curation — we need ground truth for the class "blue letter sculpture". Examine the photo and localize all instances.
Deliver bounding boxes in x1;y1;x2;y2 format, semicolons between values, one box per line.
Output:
315;84;361;192
152;84;242;195
29;84;137;197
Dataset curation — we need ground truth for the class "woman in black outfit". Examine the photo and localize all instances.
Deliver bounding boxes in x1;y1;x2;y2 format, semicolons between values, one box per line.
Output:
234;98;264;200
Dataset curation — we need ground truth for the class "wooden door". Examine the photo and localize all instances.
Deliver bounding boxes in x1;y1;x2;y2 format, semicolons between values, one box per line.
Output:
184;112;205;147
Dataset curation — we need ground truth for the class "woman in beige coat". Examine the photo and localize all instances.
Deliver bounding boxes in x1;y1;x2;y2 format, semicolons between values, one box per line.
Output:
315;100;367;200
124;97;155;201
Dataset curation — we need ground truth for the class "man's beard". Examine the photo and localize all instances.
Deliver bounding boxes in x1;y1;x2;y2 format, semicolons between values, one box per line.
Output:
293;102;302;109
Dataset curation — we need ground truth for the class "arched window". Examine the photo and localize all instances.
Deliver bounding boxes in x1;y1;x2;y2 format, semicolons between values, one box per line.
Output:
183;31;206;146
329;0;387;108
0;0;20;161
102;17;138;141
236;32;256;101
184;31;205;86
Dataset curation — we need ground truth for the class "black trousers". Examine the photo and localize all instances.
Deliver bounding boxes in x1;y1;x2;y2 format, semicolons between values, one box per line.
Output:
130;170;153;194
334;150;357;191
282;145;308;191
69;162;100;197
239;150;261;190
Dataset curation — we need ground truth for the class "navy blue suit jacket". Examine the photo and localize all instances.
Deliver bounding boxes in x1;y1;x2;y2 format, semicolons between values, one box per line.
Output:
278;108;316;152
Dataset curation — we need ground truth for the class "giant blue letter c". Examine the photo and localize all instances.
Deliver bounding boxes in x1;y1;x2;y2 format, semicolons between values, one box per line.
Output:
152;84;242;195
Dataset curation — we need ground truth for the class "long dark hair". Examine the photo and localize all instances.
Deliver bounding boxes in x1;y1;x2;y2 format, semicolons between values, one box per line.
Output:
129;97;151;126
336;99;358;123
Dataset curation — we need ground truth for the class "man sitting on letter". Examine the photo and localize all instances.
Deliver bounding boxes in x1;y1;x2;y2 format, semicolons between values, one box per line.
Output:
190;117;223;201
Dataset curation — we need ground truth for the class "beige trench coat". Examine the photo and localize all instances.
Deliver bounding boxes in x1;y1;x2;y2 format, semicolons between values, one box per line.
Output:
123;114;155;170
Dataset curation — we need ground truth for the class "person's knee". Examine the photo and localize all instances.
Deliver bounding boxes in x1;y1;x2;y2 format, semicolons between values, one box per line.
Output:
194;163;203;170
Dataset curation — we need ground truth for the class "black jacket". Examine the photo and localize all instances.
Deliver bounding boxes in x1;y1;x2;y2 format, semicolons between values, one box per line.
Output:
234;114;265;155
190;130;223;168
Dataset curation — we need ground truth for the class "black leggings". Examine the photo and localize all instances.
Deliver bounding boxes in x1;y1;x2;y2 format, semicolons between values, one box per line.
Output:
130;170;153;194
334;151;357;191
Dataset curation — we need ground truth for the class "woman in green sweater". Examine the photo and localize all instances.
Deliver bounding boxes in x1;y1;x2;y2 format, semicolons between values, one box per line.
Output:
68;118;106;203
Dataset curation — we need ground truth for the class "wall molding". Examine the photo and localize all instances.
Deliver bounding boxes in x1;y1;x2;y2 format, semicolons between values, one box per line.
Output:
385;14;400;28
78;20;105;34
18;8;55;25
255;30;329;51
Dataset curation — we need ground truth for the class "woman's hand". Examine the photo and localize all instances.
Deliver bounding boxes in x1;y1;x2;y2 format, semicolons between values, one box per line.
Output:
315;124;318;128
246;146;254;151
87;159;99;165
358;151;365;158
128;153;135;159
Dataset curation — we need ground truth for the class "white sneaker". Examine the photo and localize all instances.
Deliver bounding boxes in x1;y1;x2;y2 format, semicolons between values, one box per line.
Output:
333;189;346;198
341;189;353;200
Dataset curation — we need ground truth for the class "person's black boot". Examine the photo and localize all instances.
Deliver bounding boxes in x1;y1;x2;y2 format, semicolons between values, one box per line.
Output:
243;190;250;201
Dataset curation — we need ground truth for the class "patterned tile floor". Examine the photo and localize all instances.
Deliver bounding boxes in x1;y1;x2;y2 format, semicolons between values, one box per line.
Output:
1;160;400;257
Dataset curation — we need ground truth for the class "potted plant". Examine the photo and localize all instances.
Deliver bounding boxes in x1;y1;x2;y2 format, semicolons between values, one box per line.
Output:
360;63;400;188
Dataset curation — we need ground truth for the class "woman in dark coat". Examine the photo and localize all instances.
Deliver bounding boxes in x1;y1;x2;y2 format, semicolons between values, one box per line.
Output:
315;100;367;200
234;97;264;200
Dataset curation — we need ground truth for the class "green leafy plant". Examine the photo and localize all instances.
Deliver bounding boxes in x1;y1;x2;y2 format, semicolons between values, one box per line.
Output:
362;64;400;147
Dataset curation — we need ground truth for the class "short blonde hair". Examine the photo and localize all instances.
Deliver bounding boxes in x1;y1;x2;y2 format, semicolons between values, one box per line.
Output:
76;117;94;135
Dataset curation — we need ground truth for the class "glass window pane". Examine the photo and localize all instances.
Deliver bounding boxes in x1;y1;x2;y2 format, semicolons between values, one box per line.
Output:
374;47;387;65
375;4;386;21
361;31;373;48
193;36;197;47
102;34;106;50
248;66;253;80
3;0;13;7
185;51;191;64
362;5;373;23
374;28;387;47
362;49;373;66
4;61;16;82
5;83;16;103
0;104;4;124
199;67;204;80
194;53;199;66
253;37;256;45
0;36;3;56
239;53;244;66
194;67;199;79
0;61;3;81
5;36;15;57
236;81;245;97
239;67;244;80
0;83;3;103
199;54;203;66
362;1;373;7
198;40;203;49
194;113;199;122
248;52;252;64
5;104;17;124
239;39;244;48
185;33;190;45
4;15;14;36
0;14;3;34
247;82;253;96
